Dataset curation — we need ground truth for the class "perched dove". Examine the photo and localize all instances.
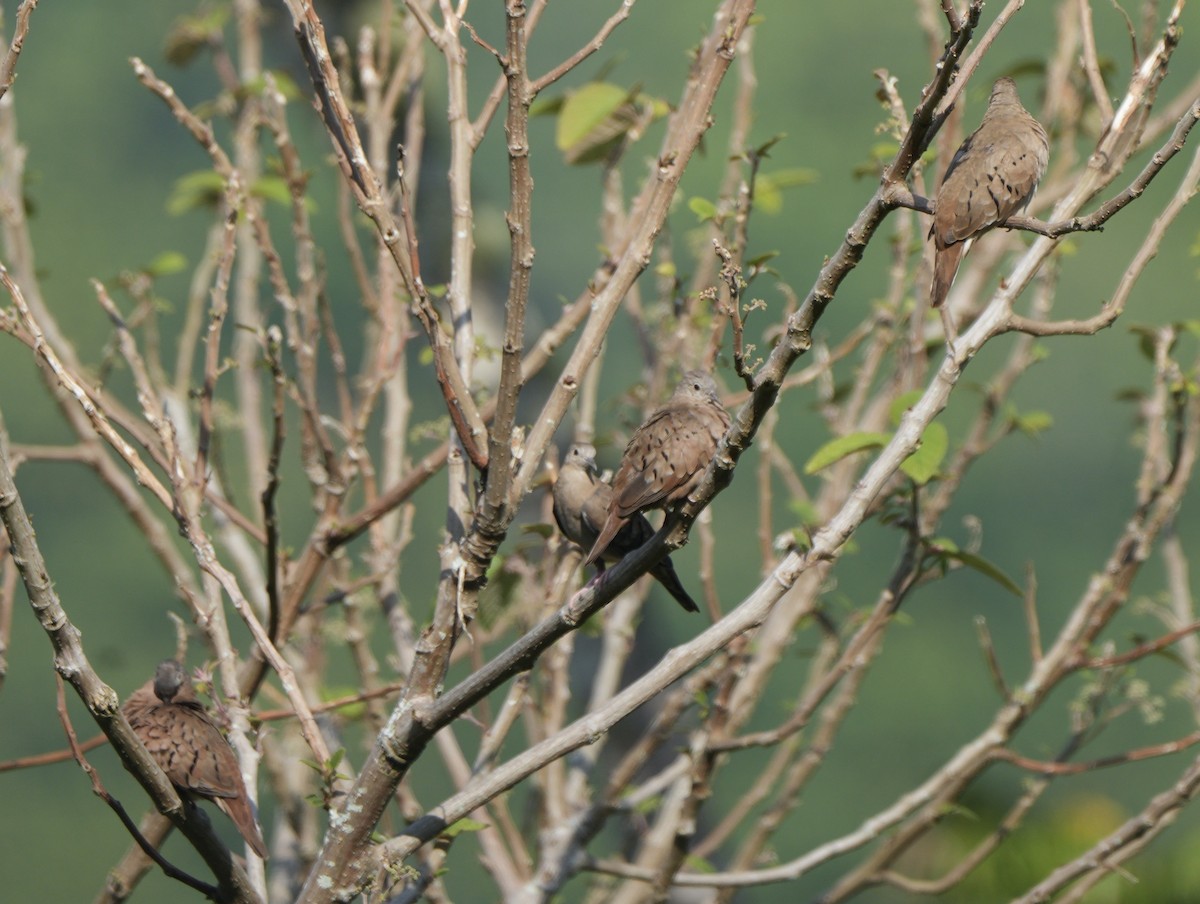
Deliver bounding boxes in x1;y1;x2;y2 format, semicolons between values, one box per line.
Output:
930;76;1049;309
124;660;268;860
554;443;700;612
584;371;731;567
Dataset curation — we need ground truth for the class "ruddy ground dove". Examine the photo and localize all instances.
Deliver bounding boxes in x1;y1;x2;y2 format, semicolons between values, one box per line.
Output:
584;371;730;567
554;443;699;612
930;76;1049;309
124;660;268;860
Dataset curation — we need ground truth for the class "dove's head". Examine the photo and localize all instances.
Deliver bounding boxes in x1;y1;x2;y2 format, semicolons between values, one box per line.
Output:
674;370;722;407
989;76;1022;106
563;443;598;475
153;660;187;703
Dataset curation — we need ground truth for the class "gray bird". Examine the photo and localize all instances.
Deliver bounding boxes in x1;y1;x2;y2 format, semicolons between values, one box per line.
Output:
124;660;268;860
930;76;1049;309
585;371;731;567
554;443;699;612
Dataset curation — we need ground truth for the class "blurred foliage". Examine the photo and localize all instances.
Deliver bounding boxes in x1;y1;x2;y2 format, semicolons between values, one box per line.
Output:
1;0;1199;901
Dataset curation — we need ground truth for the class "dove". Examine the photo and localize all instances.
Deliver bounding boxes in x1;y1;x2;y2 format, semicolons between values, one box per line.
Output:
584;371;731;567
553;443;699;612
124;660;268;860
930;76;1049;309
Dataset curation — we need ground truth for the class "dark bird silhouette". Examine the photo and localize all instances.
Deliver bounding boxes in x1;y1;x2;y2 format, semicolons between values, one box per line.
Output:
585;371;730;567
554;443;699;612
124;660;268;860
930;77;1049;309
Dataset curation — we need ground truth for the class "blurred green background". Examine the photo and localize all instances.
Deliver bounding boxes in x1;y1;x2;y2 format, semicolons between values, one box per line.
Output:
2;1;1200;901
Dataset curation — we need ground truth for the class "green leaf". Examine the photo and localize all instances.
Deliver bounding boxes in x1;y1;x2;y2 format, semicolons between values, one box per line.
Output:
761;166;819;189
242;70;303;101
852;142;900;179
166;170;227;215
900;421;947;485
746;250;780;271
940;548;1023;597
1128;323;1165;361
164;8;230;67
556;83;628;151
441;818;488;839
803;432;891;475
555;82;657;165
250;176;293;208
521;522;555;539
688;196;718;222
1010;409;1053;436
143;251;187;277
752;167;816;215
529;94;564;118
788;497;820;526
889;389;925;427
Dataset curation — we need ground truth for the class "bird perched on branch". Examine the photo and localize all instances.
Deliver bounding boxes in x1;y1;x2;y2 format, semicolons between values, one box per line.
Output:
554;443;699;612
930;76;1049;311
584;370;731;568
124;660;268;860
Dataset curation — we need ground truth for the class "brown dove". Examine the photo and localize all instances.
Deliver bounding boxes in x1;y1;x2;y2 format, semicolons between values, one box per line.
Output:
554;443;699;612
930;76;1049;309
124;660;268;860
584;371;731;567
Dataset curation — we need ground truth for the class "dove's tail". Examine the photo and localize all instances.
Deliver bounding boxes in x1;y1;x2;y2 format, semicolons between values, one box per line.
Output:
650;557;699;613
216;795;269;860
931;241;965;309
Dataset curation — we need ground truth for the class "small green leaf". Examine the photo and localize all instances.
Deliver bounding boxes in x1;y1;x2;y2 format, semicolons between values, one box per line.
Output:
251;176;293;208
441;818;488;839
760;166;819;191
940;548;1023;597
167;170;226;215
688;196;718;222
530;94;564;118
900;421;947;485
557;83;628;151
751;167;817;214
1011;409;1053;436
164;8;230;67
852;142;900;179
555;82;661;165
522;523;556;539
803;432;891;475
788;498;820;526
1128;323;1163;361
243;71;303;101
143;251;187;277
889;390;925;427
746;250;779;271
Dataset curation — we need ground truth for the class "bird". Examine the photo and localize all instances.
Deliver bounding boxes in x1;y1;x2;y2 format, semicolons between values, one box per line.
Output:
584;370;731;567
124;660;268;860
553;443;700;612
930;76;1049;310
